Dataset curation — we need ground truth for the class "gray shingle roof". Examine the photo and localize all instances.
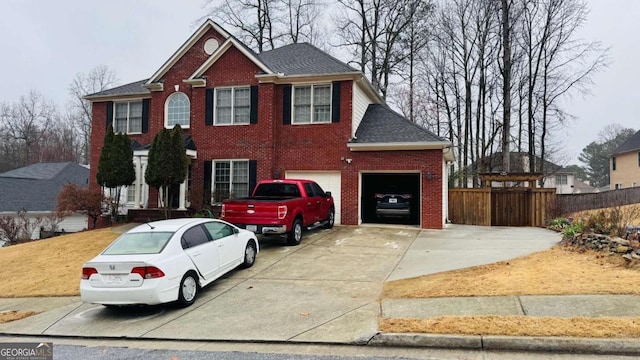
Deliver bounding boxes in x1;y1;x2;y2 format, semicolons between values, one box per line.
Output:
0;163;89;212
466;152;569;175
613;129;640;155
257;43;357;75
133;135;196;151
351;104;447;144
86;79;150;98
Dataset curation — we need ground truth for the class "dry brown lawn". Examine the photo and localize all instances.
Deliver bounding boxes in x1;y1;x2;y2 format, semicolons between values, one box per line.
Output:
0;310;38;324
380;316;640;338
0;228;119;298
383;246;640;298
382;245;640;337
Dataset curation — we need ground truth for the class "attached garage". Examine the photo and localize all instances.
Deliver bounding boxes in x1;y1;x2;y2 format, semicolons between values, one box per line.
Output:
360;173;420;225
285;171;342;225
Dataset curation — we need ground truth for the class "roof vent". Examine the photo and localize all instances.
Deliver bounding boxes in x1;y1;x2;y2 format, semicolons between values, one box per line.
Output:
204;38;219;55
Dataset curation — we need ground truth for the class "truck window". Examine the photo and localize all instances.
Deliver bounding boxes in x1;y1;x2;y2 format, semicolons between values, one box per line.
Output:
310;182;327;197
303;183;314;197
254;183;301;197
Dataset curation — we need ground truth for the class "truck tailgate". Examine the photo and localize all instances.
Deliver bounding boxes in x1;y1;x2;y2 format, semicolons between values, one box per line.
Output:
222;197;296;225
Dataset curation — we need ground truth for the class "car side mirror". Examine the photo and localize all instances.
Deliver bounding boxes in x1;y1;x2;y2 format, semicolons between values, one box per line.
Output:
232;227;239;234
325;191;332;197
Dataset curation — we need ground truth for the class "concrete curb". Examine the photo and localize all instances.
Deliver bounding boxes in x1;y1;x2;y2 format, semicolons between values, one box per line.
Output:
368;333;481;349
370;333;640;356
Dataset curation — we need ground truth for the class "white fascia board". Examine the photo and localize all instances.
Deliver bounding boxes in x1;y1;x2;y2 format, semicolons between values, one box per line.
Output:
84;93;152;102
354;75;384;104
348;141;453;151
146;19;229;86
189;38;273;81
133;149;197;158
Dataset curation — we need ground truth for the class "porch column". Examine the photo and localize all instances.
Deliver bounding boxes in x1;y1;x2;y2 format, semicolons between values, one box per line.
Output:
134;157;142;207
178;180;187;210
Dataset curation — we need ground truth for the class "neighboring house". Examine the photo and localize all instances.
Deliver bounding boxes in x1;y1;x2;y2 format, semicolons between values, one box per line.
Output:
572;180;597;194
85;19;454;229
610;129;640;190
0;162;89;240
465;152;577;194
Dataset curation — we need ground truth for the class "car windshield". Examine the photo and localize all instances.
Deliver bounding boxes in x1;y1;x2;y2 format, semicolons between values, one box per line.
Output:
102;232;173;255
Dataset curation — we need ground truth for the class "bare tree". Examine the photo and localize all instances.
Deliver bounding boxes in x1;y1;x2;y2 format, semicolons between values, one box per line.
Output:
0;91;57;168
67;65;117;165
335;0;422;98
203;0;278;52
501;0;513;173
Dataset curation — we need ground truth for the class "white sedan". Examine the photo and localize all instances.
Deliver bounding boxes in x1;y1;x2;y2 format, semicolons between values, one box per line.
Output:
80;218;258;307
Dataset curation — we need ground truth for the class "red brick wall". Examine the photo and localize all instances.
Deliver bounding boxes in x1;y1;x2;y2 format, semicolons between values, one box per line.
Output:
89;27;444;229
339;150;444;229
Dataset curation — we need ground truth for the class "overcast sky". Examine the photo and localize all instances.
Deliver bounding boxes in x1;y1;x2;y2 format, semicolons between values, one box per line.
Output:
0;0;637;165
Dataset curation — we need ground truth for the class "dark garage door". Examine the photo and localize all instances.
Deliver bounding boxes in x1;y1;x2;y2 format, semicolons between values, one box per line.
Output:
361;173;420;225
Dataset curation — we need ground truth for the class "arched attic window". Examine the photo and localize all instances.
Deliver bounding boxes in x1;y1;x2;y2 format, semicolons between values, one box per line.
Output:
165;92;190;128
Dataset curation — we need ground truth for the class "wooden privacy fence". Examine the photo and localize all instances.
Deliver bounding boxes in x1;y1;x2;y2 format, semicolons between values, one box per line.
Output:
557;187;640;214
449;188;556;227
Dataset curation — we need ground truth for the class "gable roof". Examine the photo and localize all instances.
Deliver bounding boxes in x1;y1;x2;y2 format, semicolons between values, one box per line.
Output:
468;152;570;175
612;129;640;155
348;104;452;156
257;43;357;76
0;163;89;212
85;20;365;100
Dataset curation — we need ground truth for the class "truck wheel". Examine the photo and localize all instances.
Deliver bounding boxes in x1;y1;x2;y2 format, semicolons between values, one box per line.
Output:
323;208;335;229
287;218;303;246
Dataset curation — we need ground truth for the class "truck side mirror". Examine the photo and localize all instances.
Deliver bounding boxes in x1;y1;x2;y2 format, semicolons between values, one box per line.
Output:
325;191;332;197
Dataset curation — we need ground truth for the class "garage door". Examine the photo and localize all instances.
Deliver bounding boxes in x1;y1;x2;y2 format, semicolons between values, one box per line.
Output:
285;171;341;225
361;173;420;225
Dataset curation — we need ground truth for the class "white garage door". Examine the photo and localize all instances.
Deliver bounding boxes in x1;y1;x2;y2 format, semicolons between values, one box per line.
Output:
285;171;341;225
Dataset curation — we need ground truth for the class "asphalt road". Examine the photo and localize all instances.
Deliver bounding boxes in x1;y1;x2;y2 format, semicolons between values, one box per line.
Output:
39;341;640;360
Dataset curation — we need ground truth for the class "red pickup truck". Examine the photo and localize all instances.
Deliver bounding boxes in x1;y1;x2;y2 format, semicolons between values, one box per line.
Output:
221;179;335;245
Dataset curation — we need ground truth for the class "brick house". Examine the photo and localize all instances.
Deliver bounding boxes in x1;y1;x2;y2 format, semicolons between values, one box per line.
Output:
85;20;454;229
610;129;640;190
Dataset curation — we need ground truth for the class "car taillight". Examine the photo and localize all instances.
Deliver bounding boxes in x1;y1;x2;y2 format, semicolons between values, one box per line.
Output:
81;267;98;280
277;205;288;220
221;204;226;218
402;194;413;199
375;193;384;198
131;266;165;279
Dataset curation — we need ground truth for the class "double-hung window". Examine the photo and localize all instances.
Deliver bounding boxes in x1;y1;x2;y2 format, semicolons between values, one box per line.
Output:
215;87;250;125
293;84;331;124
555;175;568;185
114;101;142;134
213;160;249;202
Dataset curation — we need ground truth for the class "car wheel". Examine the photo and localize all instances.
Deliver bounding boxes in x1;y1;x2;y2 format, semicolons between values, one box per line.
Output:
242;240;257;268
287;218;303;246
323;208;335;229
177;272;198;307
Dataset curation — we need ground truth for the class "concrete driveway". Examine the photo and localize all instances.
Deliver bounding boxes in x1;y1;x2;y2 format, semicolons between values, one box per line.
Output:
0;225;419;343
0;224;560;344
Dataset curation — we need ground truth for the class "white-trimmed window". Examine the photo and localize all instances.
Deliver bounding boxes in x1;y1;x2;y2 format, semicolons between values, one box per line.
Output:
215;87;250;125
555;175;568;185
293;84;331;124
213;160;249;202
166;92;190;128
126;185;136;203
114;101;142;134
